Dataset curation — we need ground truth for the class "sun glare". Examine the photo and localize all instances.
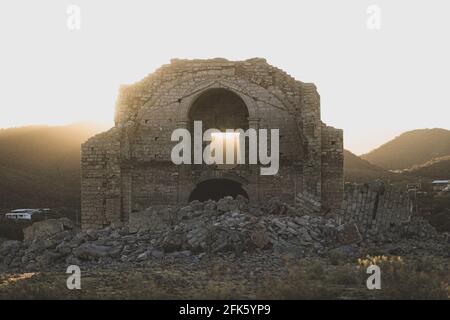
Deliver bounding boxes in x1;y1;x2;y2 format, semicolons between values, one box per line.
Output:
211;132;241;164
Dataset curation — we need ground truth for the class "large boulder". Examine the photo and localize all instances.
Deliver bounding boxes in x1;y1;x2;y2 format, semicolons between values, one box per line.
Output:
23;218;74;242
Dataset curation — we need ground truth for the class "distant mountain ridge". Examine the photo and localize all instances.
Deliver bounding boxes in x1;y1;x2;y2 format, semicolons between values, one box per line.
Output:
0;123;108;209
362;128;450;170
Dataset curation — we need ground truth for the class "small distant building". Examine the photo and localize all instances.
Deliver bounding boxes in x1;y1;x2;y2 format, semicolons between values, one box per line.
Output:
431;180;450;192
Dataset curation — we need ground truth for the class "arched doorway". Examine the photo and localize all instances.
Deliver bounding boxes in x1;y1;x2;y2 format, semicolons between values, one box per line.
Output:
188;88;249;131
188;179;249;202
188;88;249;165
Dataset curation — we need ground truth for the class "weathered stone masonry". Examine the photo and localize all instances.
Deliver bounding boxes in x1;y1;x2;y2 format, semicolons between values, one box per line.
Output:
81;58;344;229
341;183;416;234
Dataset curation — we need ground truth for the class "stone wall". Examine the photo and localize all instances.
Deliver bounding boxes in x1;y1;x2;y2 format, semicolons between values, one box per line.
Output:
81;129;123;229
81;58;344;229
321;124;344;210
341;183;414;234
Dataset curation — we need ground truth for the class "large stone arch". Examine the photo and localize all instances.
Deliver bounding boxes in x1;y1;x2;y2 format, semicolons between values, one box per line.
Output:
179;169;254;204
177;79;260;122
124;78;263;150
187;87;249;131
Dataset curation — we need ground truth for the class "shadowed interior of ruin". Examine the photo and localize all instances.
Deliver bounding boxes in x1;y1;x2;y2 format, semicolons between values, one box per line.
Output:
189;88;249;131
188;179;249;202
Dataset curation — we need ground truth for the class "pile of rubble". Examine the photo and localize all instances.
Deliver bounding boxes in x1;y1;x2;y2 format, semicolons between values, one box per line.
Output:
0;196;447;271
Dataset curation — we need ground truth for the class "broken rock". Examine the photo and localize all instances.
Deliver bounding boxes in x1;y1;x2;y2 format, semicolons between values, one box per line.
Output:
23;218;73;242
336;223;362;245
73;243;121;261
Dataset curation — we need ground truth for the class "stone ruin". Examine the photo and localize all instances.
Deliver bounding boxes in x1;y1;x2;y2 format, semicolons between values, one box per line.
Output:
1;61;448;273
81;58;344;230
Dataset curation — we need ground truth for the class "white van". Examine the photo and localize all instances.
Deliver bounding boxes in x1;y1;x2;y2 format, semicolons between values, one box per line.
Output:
5;209;39;220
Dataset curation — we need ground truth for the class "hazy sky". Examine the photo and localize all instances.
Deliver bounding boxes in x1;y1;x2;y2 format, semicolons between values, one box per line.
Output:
0;0;449;154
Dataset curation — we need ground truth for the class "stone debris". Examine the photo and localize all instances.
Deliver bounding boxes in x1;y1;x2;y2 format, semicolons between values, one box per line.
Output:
295;192;322;214
0;196;447;271
336;223;362;245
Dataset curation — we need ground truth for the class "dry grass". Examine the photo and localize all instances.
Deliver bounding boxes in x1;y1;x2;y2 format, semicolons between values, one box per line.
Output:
0;254;448;300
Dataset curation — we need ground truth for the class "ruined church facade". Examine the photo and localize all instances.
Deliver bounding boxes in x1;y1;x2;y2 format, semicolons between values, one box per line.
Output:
81;58;343;229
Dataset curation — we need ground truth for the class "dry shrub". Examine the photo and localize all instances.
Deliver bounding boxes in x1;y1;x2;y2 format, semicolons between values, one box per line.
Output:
258;258;339;299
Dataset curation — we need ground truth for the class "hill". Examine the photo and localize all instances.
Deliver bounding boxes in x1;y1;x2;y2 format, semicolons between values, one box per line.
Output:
343;149;401;183
0;123;107;209
362;128;450;170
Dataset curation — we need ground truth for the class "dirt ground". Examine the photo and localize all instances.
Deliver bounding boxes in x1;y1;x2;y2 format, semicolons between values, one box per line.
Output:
0;253;448;300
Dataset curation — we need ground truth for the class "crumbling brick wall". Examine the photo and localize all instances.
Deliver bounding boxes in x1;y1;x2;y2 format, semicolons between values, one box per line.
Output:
341;183;414;234
81;58;344;229
81;129;122;229
321;124;344;210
